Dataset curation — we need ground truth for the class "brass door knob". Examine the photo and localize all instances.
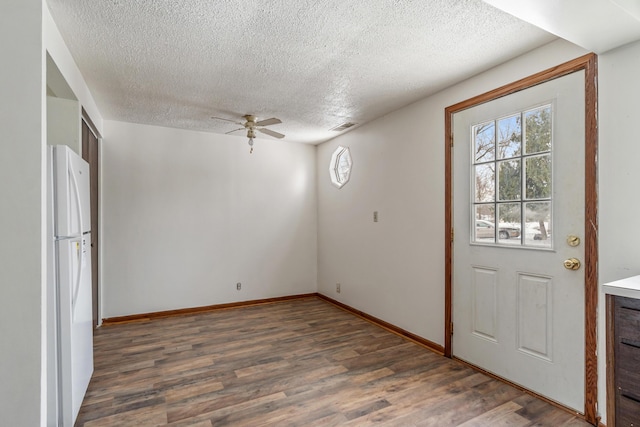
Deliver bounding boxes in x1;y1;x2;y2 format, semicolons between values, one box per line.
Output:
564;258;581;270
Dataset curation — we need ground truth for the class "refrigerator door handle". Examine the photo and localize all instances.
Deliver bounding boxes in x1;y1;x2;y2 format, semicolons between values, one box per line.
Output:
72;241;82;321
69;162;84;237
69;165;84;318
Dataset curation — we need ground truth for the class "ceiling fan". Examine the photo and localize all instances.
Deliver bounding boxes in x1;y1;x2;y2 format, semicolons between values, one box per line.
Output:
212;114;285;153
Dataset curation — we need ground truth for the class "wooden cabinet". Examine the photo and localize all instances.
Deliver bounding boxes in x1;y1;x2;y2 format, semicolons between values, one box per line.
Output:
609;295;640;426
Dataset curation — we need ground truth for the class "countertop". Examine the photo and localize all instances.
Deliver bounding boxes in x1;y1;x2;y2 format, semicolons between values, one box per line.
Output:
602;275;640;300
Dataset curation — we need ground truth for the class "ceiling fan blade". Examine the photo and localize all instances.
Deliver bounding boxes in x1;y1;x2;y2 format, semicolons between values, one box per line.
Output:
255;117;282;127
212;116;242;125
225;127;244;135
258;128;285;139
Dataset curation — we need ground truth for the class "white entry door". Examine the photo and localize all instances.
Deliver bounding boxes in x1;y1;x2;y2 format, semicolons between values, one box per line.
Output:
452;71;585;411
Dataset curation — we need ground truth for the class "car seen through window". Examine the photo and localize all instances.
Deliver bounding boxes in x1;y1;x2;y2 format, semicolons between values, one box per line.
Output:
475;220;521;240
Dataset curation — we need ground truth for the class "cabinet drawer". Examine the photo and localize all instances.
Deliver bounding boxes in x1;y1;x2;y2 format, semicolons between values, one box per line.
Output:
618;363;640;404
616;295;640;312
617;394;640;427
617;306;640;343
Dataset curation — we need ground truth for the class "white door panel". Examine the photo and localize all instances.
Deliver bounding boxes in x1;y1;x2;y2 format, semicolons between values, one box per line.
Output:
452;71;585;411
54;145;91;237
57;235;94;425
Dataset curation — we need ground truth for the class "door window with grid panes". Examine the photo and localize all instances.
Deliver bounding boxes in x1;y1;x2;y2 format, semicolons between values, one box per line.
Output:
472;104;552;248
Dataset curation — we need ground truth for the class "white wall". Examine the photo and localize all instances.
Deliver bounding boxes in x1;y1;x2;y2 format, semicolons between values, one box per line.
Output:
101;121;317;317
598;39;640;297
47;96;81;152
0;1;45;425
597;38;640;422
317;39;588;346
44;5;103;136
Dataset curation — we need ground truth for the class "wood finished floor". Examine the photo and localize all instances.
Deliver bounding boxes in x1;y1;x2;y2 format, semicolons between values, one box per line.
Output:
77;297;591;426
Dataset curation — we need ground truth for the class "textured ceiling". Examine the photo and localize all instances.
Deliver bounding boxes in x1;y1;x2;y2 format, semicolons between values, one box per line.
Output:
46;0;556;144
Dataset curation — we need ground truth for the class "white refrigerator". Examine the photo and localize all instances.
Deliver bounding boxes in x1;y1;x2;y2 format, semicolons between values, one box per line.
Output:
47;145;94;426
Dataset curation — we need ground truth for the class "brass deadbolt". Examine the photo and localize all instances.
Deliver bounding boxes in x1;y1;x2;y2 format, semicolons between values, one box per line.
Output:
567;235;580;247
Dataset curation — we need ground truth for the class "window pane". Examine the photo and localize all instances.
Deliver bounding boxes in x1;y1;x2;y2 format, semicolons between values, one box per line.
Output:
525;202;551;248
525;155;551;199
498;159;521;201
498;203;521;226
525;106;552;154
498;203;521;245
497;114;521;159
470;104;553;249
329;146;352;188
336;149;351;183
474;204;495;243
474;121;495;162
474;164;495;202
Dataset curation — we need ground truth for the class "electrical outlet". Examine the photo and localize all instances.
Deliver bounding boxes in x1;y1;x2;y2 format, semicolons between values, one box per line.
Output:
236;282;242;290
373;211;378;222
336;283;341;293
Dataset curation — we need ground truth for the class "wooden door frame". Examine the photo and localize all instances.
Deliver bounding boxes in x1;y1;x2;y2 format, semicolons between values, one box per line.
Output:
81;108;101;327
444;53;598;424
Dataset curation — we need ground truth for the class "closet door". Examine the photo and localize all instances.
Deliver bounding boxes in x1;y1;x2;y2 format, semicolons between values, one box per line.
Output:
82;118;100;328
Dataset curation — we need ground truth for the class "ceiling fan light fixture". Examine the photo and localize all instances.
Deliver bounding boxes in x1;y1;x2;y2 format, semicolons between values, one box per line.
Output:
247;127;256;153
211;114;284;153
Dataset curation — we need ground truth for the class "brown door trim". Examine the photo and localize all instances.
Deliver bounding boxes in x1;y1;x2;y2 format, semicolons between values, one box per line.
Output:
444;53;598;424
81;118;100;328
81;107;102;138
